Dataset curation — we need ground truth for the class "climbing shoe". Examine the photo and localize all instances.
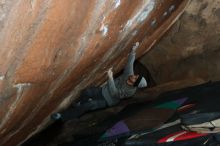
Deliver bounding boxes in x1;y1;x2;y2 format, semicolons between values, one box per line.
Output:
51;113;62;121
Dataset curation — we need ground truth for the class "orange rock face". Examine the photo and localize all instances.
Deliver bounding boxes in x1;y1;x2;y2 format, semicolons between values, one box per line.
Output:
0;0;189;145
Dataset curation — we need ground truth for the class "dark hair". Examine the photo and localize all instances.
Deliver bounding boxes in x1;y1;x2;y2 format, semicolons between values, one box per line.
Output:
133;76;142;87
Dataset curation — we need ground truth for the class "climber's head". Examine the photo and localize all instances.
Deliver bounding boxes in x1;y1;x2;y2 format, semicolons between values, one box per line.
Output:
127;74;147;88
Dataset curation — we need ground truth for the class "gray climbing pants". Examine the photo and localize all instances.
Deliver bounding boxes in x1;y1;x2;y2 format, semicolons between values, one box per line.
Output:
61;87;107;120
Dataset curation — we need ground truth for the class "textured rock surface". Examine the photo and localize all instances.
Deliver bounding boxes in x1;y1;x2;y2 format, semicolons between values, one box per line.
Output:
0;0;189;145
141;0;220;84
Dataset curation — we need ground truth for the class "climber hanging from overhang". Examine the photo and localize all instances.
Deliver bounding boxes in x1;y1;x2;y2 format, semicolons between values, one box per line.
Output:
51;45;147;121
